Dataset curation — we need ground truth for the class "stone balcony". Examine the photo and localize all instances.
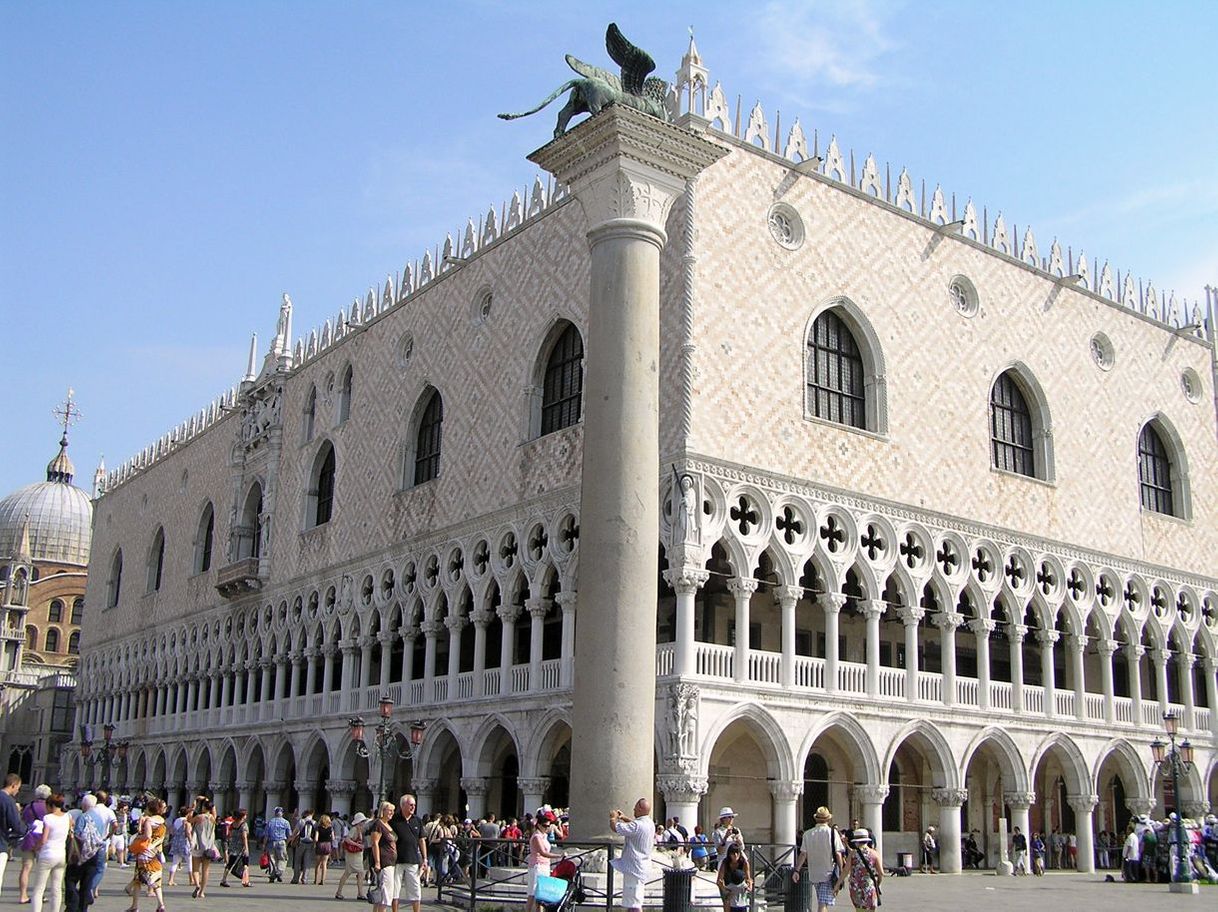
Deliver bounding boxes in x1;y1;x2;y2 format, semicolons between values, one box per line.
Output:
214;557;264;600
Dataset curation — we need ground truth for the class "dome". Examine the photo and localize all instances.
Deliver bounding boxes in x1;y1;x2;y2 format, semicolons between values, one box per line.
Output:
0;438;93;566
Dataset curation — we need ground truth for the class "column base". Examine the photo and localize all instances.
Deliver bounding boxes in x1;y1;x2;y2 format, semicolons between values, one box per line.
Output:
995;861;1013;876
1168;882;1199;895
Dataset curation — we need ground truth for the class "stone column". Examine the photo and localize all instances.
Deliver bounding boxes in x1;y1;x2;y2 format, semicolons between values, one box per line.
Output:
357;635;374;689
1009;623;1026;713
899;607;924;701
446;613;467;688
556;592;578;688
236;779;254;814
933;787;968;873
497;604;521;696
1067;793;1098;873
823;593;846;693
274;655;288;701
186;676;199;714
1126;644;1144;725
863;599;884;698
1069;634;1087;721
402;629;419;691
531;109;724;838
170;784;187;814
525;597;549;692
657;773;708;838
422;619;442;695
727;578;757;683
1152;647;1170;716
970;618;994;710
1179;653;1196;730
413;777;439;817
1037;629;1058;717
461;777;489;820
936;612;961;706
518;777;550;818
855;785;889;864
471;610;490;696
1205;657;1218;738
1004;791;1035;870
1097;638;1117;724
245;662;257;704
379;633;395;691
663;569;708;679
321;644;337;693
770;781;803;848
304;647;320;695
329;779;356;818
776;586;801;689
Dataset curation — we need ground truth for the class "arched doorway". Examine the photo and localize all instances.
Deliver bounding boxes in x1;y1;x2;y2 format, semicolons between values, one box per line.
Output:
882;724;956;870
705;713;787;845
1030;736;1089;869
961;731;1026;868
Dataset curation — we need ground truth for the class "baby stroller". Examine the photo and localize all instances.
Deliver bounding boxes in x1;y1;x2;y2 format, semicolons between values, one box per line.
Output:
536;857;585;912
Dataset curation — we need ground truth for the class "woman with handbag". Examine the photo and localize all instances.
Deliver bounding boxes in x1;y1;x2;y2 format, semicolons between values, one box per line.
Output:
18;783;51;903
219;809;251;888
188;797;219;898
840;829;882;910
313;814;335;884
126;797;168;912
29;793;71;912
369;802;398;912
335;812;369;900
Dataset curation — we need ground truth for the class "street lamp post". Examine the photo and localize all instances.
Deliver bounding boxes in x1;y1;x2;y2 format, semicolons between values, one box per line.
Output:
347;695;425;806
1149;710;1197;895
78;723;128;793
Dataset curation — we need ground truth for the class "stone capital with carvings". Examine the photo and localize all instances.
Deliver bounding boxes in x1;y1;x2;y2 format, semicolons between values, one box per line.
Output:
517;776;551;796
861;599;886;621
773;585;803;607
933;612;964;631
1125;797;1156;816
525;597;551;621
854;785;890;804
967;618;996;636
1003;790;1036;809
821;593;848;614
411;777;439;793
554;591;578;611
769;780;803;802
931;787;969;808
326;778;356;796
663;568;711;596
657;773;709;804
496;603;523;624
459;776;488;797
897;606;926;627
1066;793;1099;814
444;613;468;633
726;577;759;599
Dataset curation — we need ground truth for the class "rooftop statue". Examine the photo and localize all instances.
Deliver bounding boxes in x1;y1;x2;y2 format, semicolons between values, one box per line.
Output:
499;23;671;138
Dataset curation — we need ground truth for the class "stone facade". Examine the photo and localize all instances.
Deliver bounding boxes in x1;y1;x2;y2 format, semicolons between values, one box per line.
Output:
73;44;1216;871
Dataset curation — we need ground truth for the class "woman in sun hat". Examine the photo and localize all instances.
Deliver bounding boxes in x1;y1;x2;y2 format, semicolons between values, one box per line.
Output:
711;807;744;873
335;811;369;900
840;828;882;910
792;807;844;912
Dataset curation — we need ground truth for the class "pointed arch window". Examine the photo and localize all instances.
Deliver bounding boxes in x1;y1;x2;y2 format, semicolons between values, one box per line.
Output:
196;503;215;573
303;385;317;443
312;444;337;526
1138;424;1175;515
48;599;64;623
147;527;166;592
990;372;1034;476
107;549;123;607
806;310;866;429
239;484;264;560
25;626;36;650
45;628;60;653
541;324;584;435
414;391;444;485
338;365;354;424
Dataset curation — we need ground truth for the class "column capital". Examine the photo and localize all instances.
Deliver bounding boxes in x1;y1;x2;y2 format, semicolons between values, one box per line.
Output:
378;631;397;647
931;787;969;808
933;612;964;631
528;105;727;239
338;637;358;653
357;634;376;649
459;776;488;797
1003;790;1036;810
554;591;578;611
1204;655;1218;673
302;647;319;660
821;593;848;614
402;626;422;642
411;777;439;793
1095;637;1119;657
1182;801;1210;819
444;613;468;633
726;577;759;599
772;585;803;607
1150;645;1171;663
1067;634;1088;653
322;643;340;659
1124;643;1146;660
1007;622;1027;642
233;779;255;792
663;568;710;596
326;778;356;796
1126;797;1156;816
496;603;523;624
517;776;551;795
525;597;551;620
1066;793;1099;813
1179;652;1196;669
263;779;287;792
657;773;709;804
854;785;890;804
1035;629;1060;646
967;618;996;635
862;599;886;621
897;606;925;627
420;618;444;638
293;779;311;795
769;780;803;802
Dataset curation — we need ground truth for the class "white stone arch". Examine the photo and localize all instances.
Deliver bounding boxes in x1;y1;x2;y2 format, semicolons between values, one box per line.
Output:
699;701;795;782
796;711;882;786
802;295;889;435
959;726;1030;793
711;534;752;581
523;708;573;779
412;718;466;780
988;361;1055;482
467;712;523;779
298;732;333;783
1028;731;1089;795
882;719;959;789
188;739;215;787
525;313;586;440
1135;411;1192;519
1092;738;1151;803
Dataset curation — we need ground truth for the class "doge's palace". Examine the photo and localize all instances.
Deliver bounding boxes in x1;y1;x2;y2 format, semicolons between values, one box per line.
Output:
72;36;1217;870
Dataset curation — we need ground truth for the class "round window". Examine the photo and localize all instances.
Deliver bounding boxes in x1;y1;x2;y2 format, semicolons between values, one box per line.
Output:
398;332;415;369
949;276;979;318
1181;368;1202;403
1089;332;1115;371
767;203;804;250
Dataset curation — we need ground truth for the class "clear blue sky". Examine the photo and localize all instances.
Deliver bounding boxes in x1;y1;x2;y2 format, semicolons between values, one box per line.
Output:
2;0;1215;495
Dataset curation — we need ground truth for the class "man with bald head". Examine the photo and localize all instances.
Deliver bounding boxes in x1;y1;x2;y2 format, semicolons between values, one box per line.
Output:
609;799;655;912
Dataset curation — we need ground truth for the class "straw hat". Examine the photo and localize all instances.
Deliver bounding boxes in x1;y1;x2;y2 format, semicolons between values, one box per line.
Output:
814;806;832;823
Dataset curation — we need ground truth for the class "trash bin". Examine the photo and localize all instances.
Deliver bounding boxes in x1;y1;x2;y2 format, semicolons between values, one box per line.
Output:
897;851;914;871
785;866;811;912
663;867;695;912
767;864;793;905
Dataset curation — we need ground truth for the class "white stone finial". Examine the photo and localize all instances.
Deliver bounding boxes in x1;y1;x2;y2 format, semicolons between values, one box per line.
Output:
243;332;258;382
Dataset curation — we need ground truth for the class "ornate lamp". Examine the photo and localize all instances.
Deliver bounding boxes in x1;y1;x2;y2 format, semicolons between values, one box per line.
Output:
1162;709;1178;736
103;723;115;744
409;720;426;748
379;695;394;720
347;717;366;744
1179;740;1193;765
1150;738;1166;763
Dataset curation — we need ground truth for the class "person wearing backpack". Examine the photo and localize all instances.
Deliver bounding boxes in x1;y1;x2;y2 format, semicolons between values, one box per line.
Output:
1140;825;1159;883
289;809;317;885
64;794;108;912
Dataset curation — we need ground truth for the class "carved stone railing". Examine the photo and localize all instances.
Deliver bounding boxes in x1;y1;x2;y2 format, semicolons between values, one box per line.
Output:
214;558;264;600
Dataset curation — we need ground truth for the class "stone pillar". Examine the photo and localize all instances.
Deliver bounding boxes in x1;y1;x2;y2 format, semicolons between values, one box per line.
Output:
936;612;961;706
1067;793;1098;873
402;630;419;691
1009;623;1026;713
170;784;187;814
900;607;924;701
855;785;889;864
446;614;467;686
518;777;550;819
1179;653;1196;730
461;777;489;820
422;619;442;694
244;662;257;705
525;597;548;692
358;635;375;689
186;677;199;714
1126;644;1144;725
1097;638;1117;724
1037;629;1058;717
1069;634;1087;721
1153;647;1170;716
863;599;884;698
657;773;708;839
970;618;994;710
236;779;254;814
932;787;968;873
304;647;320;695
727;578;757;683
823;593;846;693
471;610;489;696
497;604;520;696
379;633;396;691
664;569;708;679
1004;791;1035;872
413;777;439;817
769;781;803;848
777;586;801;689
322;644;337;693
531;109;724;838
556;592;577;688
1205;658;1218;738
274;656;288;701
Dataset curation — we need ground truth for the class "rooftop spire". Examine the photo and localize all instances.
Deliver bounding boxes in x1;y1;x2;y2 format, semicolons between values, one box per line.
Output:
93;455;106;499
14;513;32;563
244;331;258;382
47;389;81;484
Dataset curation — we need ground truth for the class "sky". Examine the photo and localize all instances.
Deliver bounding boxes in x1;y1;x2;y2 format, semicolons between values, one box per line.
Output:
2;0;1215;495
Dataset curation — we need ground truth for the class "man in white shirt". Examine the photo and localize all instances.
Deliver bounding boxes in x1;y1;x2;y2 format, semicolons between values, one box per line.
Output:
90;789;119;897
1122;827;1141;882
610;798;655;912
792;807;843;912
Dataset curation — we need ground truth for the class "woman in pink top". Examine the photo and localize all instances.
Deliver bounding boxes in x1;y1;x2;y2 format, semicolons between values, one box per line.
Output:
525;816;564;912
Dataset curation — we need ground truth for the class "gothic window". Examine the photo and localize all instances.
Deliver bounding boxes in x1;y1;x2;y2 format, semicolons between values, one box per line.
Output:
68;632;80;655
990;371;1035;477
45;628;59;653
240;483;264;560
107;549;123;607
540;323;584;435
806;310;865;429
48;599;63;622
70;598;83;625
25;626;36;650
1138;423;1175;515
310;443;337;526
303;385;317;443
338;365;353;424
147;527;166;593
195;502;215;573
413;390;443;485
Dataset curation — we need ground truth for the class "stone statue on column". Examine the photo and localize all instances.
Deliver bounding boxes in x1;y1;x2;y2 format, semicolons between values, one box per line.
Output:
664;682;699;762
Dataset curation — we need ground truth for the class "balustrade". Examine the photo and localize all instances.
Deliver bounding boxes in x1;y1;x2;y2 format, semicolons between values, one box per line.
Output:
432;678;449;702
510;664;530;694
748;650;781;684
989;680;1012;710
696;643;734;678
482;669;501;697
1141;702;1161;726
795;656;824;689
457;671;475;700
956;678;978;707
837;660;865;694
1055;690;1075;717
917;671;941;703
1084;693;1105;721
408;680;424;705
877;666;904;698
655;642;675;676
1113;696;1135;724
539;658;561;690
1024;684;1044;714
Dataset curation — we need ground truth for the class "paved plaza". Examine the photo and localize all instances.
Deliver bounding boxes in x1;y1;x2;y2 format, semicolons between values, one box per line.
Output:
3;868;1213;912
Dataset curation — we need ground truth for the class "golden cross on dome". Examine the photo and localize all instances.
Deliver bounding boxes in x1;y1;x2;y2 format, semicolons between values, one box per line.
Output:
52;387;82;437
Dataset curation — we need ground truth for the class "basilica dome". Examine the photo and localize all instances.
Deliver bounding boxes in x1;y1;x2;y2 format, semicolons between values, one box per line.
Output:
0;436;93;566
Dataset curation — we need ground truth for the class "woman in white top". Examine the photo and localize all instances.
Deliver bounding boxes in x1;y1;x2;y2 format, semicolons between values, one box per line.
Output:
30;793;71;912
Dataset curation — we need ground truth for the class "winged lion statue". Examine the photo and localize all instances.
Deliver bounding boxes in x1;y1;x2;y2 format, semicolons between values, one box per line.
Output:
499;23;671;138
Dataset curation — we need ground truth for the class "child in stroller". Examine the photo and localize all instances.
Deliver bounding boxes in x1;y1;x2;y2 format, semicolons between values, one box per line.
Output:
536;856;585;912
